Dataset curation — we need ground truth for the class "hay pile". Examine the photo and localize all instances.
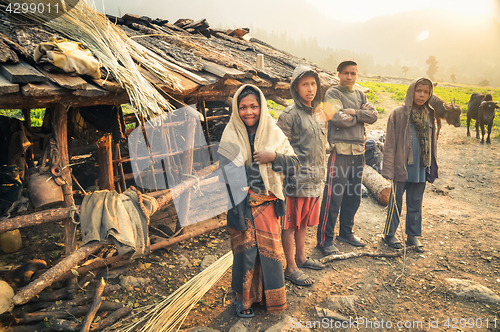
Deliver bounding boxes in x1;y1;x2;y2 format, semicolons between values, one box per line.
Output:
8;0;183;119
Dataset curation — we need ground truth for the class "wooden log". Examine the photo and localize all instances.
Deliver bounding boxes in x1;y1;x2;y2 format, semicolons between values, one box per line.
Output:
37;68;88;90
96;134;114;191
57;255;132;286
0;74;19;95
52;284;120;309
0;207;74;234
15;301;123;324
80;278;105;332
0;61;47;84
12;242;103;306
320;246;418;263
362;165;391;206
89;306;132;331
150;214;226;251
0;90;130;109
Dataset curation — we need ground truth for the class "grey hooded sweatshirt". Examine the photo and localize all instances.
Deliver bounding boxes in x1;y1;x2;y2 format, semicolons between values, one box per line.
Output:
277;66;326;197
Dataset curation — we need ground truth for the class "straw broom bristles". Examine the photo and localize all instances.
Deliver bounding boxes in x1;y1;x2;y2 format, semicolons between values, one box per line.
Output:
122;251;233;332
11;0;183;119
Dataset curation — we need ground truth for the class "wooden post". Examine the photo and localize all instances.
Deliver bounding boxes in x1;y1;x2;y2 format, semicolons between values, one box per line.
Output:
114;143;126;192
21;108;35;168
52;103;77;255
176;114;197;227
96;134;114;191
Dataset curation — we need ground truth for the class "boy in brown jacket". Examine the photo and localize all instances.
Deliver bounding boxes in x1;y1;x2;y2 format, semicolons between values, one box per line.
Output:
381;77;438;252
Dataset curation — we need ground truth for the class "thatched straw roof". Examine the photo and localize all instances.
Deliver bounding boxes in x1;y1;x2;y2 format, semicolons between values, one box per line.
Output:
0;7;346;113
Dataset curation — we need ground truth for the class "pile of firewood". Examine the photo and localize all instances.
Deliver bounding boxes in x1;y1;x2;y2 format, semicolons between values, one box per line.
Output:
0;245;133;332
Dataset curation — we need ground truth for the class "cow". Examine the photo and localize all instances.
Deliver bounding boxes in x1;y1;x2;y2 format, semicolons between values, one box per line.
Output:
428;94;462;139
467;93;500;144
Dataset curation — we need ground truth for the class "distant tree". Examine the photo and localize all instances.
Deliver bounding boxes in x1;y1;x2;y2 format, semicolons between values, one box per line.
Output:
478;79;489;87
426;56;438;81
450;74;456;83
401;66;409;78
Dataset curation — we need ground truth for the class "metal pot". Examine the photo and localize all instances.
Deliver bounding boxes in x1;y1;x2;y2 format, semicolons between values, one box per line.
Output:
28;170;64;209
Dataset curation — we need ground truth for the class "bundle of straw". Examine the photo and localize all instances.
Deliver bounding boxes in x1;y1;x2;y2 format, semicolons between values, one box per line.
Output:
9;0;182;119
124;251;233;332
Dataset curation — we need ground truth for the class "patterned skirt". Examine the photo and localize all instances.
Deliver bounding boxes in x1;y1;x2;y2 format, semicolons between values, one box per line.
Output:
229;193;286;313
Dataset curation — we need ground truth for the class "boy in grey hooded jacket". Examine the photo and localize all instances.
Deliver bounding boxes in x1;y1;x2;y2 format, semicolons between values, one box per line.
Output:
277;66;327;286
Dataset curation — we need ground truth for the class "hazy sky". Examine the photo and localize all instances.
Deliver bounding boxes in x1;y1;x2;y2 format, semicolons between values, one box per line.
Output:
98;0;500;24
309;0;499;22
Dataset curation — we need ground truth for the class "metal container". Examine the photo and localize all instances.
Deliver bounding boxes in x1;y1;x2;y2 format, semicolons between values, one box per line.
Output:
28;170;64;209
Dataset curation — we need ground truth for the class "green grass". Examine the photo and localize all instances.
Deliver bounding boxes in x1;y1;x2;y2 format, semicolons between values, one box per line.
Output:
361;81;500;138
267;100;287;120
0;109;45;127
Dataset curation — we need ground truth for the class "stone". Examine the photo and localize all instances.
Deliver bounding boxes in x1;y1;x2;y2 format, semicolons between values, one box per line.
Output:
446;278;500;304
327;295;360;311
0;280;14;314
177;254;189;268
200;255;217;272
315;306;349;321
265;315;311;331
187;328;220;332
120;276;152;290
0;230;22;253
229;318;252;332
97;267;128;279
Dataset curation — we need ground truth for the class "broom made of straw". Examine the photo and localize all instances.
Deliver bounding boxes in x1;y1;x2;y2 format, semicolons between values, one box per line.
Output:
123;251;233;332
8;0;182;119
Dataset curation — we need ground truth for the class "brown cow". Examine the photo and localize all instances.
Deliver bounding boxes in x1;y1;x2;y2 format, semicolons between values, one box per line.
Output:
429;94;462;139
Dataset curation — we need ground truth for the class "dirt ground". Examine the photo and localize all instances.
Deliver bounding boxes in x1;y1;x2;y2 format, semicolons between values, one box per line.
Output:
2;90;500;331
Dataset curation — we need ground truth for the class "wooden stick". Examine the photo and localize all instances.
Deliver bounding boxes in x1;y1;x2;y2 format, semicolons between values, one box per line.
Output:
80;278;105;332
90;306;132;331
320;246;417;263
15;301;123;324
150;216;226;251
13;242;103;306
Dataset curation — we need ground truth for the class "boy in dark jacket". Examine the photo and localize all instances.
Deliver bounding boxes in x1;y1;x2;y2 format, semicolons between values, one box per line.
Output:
317;59;378;256
381;77;438;252
277;66;327;286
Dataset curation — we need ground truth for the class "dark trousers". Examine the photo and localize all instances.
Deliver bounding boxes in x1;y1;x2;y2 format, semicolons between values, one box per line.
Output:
383;181;426;237
317;152;364;247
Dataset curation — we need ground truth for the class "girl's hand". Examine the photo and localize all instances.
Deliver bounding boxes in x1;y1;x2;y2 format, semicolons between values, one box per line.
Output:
253;150;276;165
